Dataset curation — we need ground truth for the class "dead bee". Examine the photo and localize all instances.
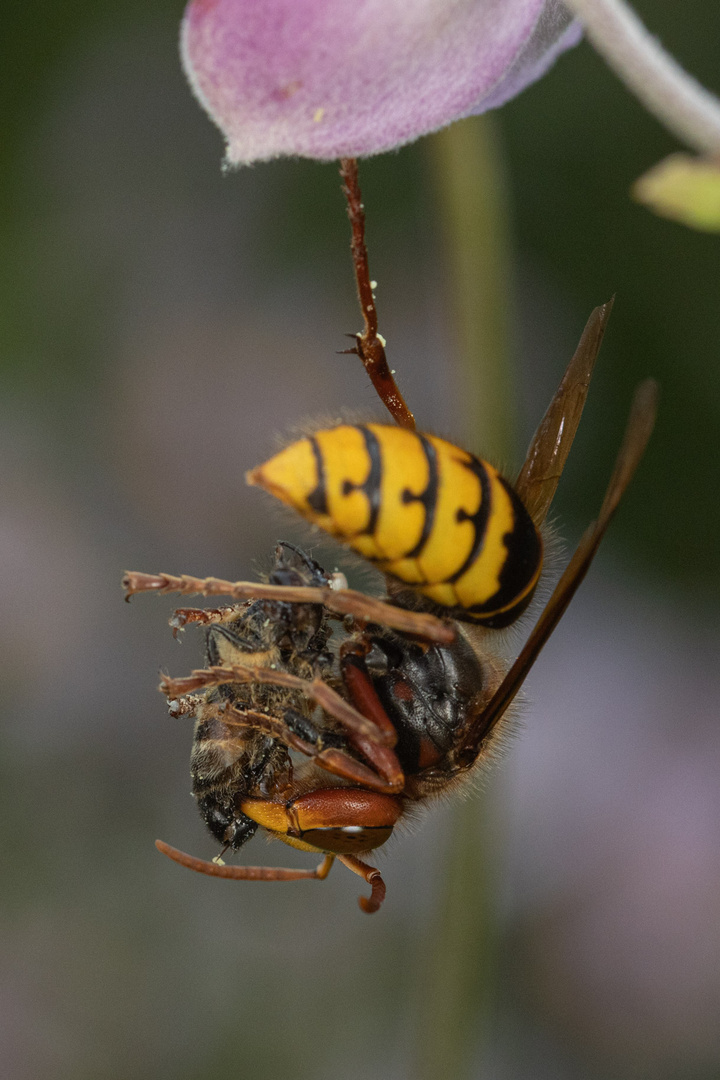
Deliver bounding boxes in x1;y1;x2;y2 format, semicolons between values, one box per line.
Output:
123;160;656;913
184;542;341;853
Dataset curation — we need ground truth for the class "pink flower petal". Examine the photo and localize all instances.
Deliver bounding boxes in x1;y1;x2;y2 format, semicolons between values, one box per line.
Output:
181;0;580;164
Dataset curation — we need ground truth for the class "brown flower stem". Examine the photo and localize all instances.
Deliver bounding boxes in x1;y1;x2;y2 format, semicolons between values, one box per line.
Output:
338;157;416;429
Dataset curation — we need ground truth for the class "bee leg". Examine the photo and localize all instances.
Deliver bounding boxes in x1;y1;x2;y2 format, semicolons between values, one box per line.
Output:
207;661;405;790
216;704;403;794
171;660;404;791
327;641;407;791
123;571;454;644
338;157;415;431
279;708;403;793
160;663;393;746
169;606;241;637
156;839;335;882
337;853;387;914
339;640;399;744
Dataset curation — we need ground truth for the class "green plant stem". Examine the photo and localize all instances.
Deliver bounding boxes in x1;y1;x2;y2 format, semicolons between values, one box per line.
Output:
414;114;517;1079
427;115;516;463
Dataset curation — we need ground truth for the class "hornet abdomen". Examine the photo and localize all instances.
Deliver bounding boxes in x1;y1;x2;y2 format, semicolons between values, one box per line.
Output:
248;424;542;628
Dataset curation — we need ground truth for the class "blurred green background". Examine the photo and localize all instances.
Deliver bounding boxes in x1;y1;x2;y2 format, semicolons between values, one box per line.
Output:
2;2;720;1078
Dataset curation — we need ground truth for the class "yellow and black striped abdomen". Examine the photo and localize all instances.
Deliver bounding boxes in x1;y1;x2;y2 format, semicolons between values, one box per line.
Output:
247;424;542;628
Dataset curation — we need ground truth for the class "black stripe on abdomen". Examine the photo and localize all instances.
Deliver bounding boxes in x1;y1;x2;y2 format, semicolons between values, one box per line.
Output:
464;477;541;625
401;433;439;560
341;425;383;536
445;455;493;585
307;436;329;515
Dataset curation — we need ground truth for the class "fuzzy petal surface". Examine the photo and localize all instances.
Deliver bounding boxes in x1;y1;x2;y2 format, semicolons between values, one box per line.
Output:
181;0;579;164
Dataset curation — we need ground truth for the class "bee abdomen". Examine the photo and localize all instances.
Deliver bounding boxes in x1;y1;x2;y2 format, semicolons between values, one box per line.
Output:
248;424;542;626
